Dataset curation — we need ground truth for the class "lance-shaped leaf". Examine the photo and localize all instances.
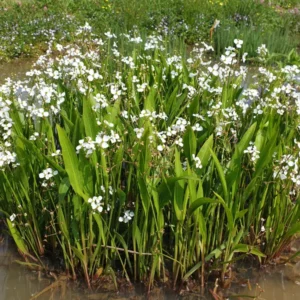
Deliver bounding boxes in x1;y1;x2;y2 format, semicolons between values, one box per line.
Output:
57;125;88;201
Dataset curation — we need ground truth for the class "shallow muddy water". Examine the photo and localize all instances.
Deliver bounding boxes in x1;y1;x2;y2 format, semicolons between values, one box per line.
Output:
1;234;300;300
0;58;35;83
0;236;77;300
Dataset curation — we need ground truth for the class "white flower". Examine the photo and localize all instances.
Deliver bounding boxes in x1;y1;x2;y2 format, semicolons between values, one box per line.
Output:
110;84;122;100
9;213;16;222
175;137;183;148
105;31;116;39
157;145;164;152
56;44;63;52
257;44;268;61
192;123;203;132
134;128;144;139
51;150;61;157
119;210;134;223
244;142;260;163
39;168;58;180
234;39;243;49
192;154;202;169
29;132;39;141
136;83;147;93
94;134;109;149
0;147;17;169
88;196;103;213
121;110;129;119
76;137;96;156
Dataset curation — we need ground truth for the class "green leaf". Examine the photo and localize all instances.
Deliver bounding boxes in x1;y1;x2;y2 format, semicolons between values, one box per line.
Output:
175;148;184;177
137;175;150;213
183;261;202;281
83;96;97;139
71;246;85;261
254;128;265;151
183;126;197;163
17;136;66;175
72;195;82;221
10;103;24;136
57;206;69;240
188;95;200;118
187;197;219;216
210;148;229;203
82;162;94;195
7;219;29;255
242;133;277;202
165;85;178;115
15;261;43;270
226;122;257;189
59;177;70;202
197;134;213;168
117;188;126;208
183;247;224;280
235;209;248;220
284;223;300;239
158;175;200;208
214;192;234;231
114;232;133;271
174;181;185;221
232;244;266;257
57;125;88;201
168;91;188;124
60;109;74;132
145;86;157;110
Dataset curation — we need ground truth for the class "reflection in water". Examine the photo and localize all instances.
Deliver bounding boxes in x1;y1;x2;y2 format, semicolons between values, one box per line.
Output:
254;274;300;300
2;233;300;300
237;267;300;300
0;236;77;300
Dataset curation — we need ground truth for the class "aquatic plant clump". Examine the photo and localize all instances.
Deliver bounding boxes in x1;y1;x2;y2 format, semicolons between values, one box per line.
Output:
1;24;300;289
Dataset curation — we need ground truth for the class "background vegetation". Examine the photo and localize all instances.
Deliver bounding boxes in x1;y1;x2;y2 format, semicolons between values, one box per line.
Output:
0;0;300;62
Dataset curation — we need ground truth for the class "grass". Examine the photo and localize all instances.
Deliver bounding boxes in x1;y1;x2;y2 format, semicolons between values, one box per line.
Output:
213;24;298;59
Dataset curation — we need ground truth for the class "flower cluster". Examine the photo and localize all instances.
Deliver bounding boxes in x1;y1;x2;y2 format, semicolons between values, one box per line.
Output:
0;146;17;169
39;168;58;187
192;154;202;169
88;196;104;213
119;210;134;223
76;131;121;157
273;154;299;184
244;142;260;163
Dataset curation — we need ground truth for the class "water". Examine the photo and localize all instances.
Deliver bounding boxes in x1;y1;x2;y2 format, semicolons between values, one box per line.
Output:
241;273;300;300
0;236;78;300
2;233;300;300
0;58;35;83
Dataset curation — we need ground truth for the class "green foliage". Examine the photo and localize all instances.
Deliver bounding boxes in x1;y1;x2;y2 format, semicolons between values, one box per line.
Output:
0;0;300;61
1;0;300;293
